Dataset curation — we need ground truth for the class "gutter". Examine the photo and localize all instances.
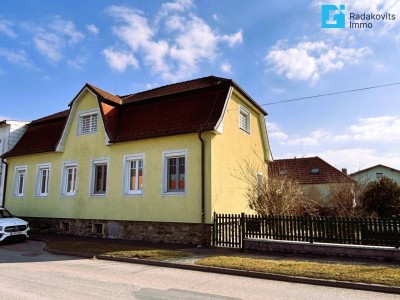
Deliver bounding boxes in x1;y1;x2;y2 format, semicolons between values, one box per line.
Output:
198;129;206;246
1;157;8;208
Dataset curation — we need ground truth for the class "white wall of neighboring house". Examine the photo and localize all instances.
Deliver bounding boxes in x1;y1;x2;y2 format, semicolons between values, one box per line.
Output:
351;165;400;186
0;121;29;206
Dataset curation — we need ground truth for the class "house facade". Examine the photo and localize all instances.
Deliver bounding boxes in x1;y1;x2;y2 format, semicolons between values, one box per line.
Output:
350;164;400;186
0;120;29;206
2;76;271;245
268;157;356;206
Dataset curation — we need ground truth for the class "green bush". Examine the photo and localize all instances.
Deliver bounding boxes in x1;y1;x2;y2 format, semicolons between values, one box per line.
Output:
361;177;400;217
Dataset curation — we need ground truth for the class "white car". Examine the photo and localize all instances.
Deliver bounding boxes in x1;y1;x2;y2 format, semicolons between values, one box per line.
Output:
0;208;30;242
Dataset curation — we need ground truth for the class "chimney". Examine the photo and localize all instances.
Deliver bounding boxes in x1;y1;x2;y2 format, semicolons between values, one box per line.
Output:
342;168;348;175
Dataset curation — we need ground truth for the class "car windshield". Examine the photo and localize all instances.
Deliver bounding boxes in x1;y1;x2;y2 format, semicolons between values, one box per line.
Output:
0;209;13;218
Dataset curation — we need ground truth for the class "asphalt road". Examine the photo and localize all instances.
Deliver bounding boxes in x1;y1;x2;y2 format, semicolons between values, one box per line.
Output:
0;240;398;300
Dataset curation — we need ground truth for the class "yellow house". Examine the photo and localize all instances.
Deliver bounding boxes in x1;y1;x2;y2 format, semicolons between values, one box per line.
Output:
1;76;271;245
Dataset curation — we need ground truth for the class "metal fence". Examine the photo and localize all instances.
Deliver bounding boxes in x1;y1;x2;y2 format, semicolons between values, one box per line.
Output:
213;213;400;249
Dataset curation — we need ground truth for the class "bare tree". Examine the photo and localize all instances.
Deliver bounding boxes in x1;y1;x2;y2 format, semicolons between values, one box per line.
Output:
328;182;361;217
236;160;320;216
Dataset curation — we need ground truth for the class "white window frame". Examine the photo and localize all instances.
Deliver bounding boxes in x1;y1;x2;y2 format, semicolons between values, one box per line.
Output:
239;106;250;133
90;158;109;196
162;149;187;195
78;110;98;135
123;154;144;195
61;161;78;196
13;166;27;197
35;163;51;197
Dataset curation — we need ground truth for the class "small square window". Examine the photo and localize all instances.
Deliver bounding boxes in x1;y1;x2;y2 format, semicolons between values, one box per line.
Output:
239;106;250;133
376;172;383;179
93;223;103;234
60;222;70;232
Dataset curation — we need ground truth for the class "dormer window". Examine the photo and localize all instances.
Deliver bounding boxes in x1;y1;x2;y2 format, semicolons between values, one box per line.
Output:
79;111;98;135
311;167;320;174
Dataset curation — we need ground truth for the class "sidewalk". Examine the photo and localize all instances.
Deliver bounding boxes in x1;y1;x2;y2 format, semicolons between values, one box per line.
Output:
31;233;400;295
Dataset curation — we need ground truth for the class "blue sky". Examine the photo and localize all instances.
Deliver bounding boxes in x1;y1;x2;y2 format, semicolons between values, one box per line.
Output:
1;0;399;172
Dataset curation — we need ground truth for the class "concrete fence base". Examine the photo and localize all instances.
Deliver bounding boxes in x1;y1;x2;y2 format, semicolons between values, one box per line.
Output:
243;238;400;261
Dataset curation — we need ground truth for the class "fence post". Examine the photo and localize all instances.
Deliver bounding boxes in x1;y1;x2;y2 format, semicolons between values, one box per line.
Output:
240;213;245;250
212;212;217;247
394;215;399;249
309;216;314;244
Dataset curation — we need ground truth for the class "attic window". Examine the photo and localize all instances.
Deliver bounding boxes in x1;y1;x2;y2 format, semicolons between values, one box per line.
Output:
79;112;98;135
239;106;250;133
376;172;383;179
310;167;320;174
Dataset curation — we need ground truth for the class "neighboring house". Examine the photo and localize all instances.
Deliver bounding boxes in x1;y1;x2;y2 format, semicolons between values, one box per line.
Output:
350;164;400;186
0;120;29;207
1;76;271;245
268;156;356;205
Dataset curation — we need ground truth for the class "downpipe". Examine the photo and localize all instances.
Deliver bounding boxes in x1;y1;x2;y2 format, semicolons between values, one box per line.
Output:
198;129;206;247
1;157;8;208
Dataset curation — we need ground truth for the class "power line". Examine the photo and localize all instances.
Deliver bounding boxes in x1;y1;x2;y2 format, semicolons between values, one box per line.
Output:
262;82;400;106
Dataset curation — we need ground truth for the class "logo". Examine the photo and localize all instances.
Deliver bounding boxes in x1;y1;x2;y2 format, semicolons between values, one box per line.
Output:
322;5;345;28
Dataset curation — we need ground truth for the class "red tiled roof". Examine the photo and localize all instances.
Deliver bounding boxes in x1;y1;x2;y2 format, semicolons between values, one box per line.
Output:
2;110;69;158
122;76;230;104
268;157;355;185
113;83;230;142
5;76;262;158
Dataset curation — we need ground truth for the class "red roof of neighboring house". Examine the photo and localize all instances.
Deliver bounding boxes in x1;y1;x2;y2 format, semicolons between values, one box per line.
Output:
3;76;263;158
268;157;355;184
2;110;69;157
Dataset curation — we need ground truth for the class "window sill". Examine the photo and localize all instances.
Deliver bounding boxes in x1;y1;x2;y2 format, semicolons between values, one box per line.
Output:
162;191;186;196
124;192;143;196
239;127;251;134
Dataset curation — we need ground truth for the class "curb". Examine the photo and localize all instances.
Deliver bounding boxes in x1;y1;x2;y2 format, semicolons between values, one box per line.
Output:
45;247;400;295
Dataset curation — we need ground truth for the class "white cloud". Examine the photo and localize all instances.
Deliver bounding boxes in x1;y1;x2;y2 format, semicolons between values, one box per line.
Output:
316;148;400;173
67;56;88;69
220;29;243;47
24;17;85;63
160;0;194;13
265;40;371;84
286;130;330;146
86;24;99;35
104;1;242;82
219;61;232;73
0;47;33;67
266;122;289;142
103;48;139;72
0;18;17;38
350;116;400;142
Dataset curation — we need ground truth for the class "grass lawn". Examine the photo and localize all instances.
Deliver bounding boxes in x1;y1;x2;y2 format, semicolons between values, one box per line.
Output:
196;255;400;287
46;241;190;261
45;240;400;287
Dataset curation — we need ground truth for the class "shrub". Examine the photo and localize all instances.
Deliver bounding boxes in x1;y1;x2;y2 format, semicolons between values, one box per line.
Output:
361;177;400;217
